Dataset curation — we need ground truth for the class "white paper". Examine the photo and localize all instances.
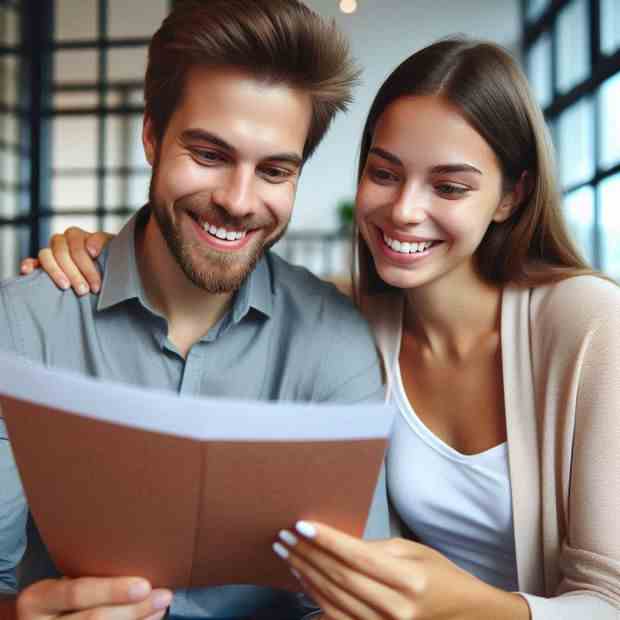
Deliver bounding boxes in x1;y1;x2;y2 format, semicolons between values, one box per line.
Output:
0;351;394;441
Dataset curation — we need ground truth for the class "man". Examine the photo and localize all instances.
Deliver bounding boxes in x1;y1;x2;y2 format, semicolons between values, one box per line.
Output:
0;1;385;618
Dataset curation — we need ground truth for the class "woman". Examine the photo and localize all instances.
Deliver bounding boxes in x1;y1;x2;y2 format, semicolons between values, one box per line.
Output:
21;38;620;619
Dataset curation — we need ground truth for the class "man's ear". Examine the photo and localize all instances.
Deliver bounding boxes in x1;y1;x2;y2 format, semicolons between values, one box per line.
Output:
493;171;531;223
142;116;157;167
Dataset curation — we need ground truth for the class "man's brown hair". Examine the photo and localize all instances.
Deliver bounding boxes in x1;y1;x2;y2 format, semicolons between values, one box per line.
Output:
145;0;359;160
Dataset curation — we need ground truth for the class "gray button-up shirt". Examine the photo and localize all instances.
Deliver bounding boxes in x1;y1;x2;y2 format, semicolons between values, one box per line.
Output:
0;208;386;618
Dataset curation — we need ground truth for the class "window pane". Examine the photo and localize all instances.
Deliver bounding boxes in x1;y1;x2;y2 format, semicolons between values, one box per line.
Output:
51;175;97;210
0;55;19;106
48;214;98;237
128;172;150;208
600;174;620;279
53;91;99;109
104;175;123;209
557;0;590;94
103;214;131;234
526;0;549;22
55;50;99;84
55;0;97;42
105;114;145;168
0;225;19;280
599;73;620;169
107;47;147;82
527;33;553;109
0;5;19;47
52;117;98;169
1;113;19;145
601;0;620;56
108;0;168;39
0;149;19;186
563;186;595;264
558;99;595;190
0;184;20;218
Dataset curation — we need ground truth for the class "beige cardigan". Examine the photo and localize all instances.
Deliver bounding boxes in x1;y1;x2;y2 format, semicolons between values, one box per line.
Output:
367;276;620;619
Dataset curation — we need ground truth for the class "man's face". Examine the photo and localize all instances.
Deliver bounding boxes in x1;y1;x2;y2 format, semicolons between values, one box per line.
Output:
144;66;312;293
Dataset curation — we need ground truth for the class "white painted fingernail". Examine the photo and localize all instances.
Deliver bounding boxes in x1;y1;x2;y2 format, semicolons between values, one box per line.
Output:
77;283;89;295
279;529;298;546
291;568;302;580
295;521;317;539
273;542;290;559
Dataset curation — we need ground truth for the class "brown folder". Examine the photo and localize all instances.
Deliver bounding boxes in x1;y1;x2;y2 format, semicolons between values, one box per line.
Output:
0;354;392;591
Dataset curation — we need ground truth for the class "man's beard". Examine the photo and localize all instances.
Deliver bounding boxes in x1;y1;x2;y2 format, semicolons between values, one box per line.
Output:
148;181;288;294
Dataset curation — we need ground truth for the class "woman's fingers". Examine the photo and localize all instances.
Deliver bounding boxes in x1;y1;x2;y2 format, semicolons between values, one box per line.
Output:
20;257;41;275
54;228;98;294
37;247;71;291
292;522;422;591
277;532;416;620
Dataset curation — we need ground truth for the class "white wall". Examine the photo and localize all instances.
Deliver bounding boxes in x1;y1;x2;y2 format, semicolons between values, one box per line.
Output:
293;0;521;232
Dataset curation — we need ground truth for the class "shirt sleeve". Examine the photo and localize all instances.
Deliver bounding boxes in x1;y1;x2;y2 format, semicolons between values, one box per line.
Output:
0;289;29;596
522;279;620;618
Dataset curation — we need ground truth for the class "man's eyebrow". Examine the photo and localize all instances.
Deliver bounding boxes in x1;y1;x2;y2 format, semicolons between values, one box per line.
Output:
181;128;303;168
181;129;233;151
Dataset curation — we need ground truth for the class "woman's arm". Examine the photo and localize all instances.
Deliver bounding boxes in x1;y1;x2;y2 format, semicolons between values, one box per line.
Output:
521;277;620;619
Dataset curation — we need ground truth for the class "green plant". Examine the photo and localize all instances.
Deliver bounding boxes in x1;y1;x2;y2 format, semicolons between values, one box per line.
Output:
337;198;355;231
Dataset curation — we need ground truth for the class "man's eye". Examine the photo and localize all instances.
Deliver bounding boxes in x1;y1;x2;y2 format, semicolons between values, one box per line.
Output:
194;149;223;163
261;167;291;182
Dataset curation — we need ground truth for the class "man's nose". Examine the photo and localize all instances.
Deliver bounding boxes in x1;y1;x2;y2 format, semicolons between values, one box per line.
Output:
212;167;257;218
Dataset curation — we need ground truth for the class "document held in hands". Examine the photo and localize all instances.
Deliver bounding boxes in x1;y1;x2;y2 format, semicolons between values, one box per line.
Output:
0;352;394;591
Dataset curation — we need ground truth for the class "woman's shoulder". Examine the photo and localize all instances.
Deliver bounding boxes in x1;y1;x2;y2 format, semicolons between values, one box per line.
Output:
530;274;620;339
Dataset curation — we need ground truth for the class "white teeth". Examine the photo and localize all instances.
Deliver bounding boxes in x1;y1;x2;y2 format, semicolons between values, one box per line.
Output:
383;233;433;254
201;220;247;242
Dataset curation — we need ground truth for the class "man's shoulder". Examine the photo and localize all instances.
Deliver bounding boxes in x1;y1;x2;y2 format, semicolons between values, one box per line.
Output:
0;271;93;356
268;252;358;313
0;270;79;312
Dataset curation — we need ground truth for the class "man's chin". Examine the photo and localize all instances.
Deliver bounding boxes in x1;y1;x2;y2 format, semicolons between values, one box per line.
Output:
182;253;263;294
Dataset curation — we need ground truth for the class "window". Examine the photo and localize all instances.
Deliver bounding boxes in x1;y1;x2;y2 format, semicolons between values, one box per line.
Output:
523;0;620;276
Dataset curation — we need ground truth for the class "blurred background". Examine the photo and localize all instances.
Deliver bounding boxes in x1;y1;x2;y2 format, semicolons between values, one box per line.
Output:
0;0;619;281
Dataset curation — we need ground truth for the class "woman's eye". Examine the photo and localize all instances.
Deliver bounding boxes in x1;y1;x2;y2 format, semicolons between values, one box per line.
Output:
369;167;398;183
436;184;468;197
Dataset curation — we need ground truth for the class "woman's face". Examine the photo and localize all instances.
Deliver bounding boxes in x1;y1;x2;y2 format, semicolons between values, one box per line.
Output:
356;95;514;292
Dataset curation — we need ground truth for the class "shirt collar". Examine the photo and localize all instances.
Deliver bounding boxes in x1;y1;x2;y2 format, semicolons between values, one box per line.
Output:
97;205;274;321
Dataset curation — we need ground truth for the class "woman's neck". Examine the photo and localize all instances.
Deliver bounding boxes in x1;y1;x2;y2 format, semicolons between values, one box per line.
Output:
403;265;503;362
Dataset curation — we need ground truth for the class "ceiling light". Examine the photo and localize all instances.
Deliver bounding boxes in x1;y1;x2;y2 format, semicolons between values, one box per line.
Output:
339;0;357;14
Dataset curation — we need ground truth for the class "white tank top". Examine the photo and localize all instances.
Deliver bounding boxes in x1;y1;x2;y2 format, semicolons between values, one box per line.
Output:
388;360;519;591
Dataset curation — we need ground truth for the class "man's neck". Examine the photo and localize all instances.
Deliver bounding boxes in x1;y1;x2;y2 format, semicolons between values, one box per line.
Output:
136;214;234;357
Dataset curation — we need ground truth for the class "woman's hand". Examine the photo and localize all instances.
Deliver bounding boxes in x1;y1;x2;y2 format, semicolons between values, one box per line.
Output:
20;227;113;295
273;521;530;620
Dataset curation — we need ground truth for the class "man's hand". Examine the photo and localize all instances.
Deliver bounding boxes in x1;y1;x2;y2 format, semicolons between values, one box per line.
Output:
20;227;113;296
16;576;172;620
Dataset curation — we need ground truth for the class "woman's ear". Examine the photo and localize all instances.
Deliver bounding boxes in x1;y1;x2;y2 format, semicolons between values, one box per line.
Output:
493;171;531;223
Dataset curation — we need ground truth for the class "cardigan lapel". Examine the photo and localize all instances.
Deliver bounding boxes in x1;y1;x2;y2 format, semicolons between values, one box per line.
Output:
501;286;546;594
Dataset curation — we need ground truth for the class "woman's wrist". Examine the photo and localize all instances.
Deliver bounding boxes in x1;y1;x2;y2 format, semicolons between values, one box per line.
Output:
473;585;531;620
